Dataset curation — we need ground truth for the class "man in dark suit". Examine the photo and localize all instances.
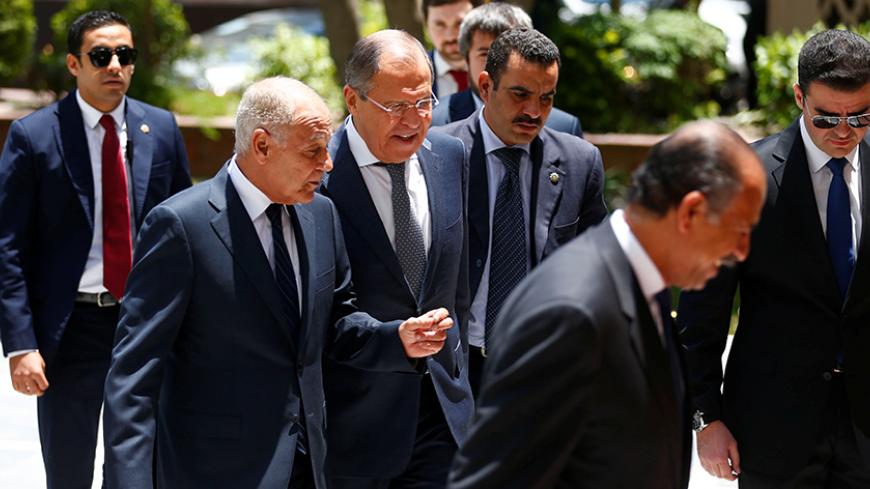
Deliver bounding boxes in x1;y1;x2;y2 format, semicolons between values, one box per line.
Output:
0;10;191;488
424;0;479;99
321;30;473;489
102;77;454;489
679;29;870;488
449;121;767;489
432;27;606;394
430;3;583;138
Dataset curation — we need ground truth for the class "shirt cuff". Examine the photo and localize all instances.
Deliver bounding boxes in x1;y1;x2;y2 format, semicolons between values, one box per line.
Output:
6;349;38;358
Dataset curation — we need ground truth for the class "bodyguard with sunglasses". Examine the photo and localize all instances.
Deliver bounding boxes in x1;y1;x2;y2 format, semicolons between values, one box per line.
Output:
0;10;190;488
679;29;870;488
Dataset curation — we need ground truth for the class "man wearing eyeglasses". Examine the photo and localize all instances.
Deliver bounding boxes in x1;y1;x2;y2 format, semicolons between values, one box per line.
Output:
320;29;473;489
0;10;190;488
679;29;870;488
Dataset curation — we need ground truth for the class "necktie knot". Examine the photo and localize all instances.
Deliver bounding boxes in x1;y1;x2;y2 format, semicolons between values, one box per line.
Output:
266;203;284;227
99;114;115;132
379;162;407;182
492;147;524;176
827;157;848;177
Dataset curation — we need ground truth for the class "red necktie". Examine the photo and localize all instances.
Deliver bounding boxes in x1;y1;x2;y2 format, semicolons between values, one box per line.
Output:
100;114;132;299
448;69;469;92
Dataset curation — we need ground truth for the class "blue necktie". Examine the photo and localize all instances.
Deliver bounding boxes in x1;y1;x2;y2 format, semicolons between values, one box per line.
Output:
485;147;527;348
826;158;855;298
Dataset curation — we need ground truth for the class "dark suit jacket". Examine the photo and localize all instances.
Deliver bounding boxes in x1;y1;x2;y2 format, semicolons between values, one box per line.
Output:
103;166;416;489
449;223;691;489
678;119;870;478
320;127;474;477
431;89;584;138
432;110;607;300
0;91;191;359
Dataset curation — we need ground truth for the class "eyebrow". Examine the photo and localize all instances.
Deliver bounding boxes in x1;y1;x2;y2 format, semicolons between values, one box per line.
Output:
814;105;870;117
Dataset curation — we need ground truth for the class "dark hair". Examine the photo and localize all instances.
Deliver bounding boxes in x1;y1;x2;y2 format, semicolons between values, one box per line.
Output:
345;30;433;98
458;3;532;59
627;122;745;217
422;0;482;21
67;10;131;54
798;29;870;95
484;28;560;88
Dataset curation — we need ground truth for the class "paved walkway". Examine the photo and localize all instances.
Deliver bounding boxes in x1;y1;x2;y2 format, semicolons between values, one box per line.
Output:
0;341;735;488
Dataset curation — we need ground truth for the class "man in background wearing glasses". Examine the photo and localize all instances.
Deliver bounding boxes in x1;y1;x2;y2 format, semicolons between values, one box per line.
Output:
320;29;473;489
0;10;191;488
679;29;870;488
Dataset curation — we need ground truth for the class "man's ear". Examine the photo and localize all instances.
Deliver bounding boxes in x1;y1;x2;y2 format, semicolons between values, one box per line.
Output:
793;82;805;113
66;53;80;78
478;71;494;103
344;85;359;116
251;128;271;164
675;190;708;233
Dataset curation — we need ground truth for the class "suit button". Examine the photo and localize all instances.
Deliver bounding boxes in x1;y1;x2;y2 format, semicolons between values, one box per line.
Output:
823;371;833;381
417;307;422;315
475;259;483;268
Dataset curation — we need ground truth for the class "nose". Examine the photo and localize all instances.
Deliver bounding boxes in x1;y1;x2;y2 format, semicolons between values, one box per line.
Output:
106;53;123;73
733;232;750;262
523;97;542;119
321;154;333;172
398;106;424;127
833;120;853;138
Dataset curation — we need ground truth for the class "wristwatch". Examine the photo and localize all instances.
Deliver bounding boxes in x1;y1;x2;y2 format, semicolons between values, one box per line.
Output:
692;410;709;433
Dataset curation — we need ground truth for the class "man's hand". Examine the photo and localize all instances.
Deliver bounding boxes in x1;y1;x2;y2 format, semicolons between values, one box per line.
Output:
398;308;453;358
697;420;741;481
9;351;49;396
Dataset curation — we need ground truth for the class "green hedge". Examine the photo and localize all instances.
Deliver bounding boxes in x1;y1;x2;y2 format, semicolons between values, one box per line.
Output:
550;10;728;133
0;0;36;84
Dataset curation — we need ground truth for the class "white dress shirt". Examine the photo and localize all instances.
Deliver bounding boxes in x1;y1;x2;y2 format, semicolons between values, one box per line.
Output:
433;50;460;99
345;117;432;253
799;116;863;249
610;210;668;340
468;110;533;348
228;159;302;305
77;91;129;293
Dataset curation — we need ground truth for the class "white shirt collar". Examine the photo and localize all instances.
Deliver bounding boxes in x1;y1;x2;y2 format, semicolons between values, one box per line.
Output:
799;116;860;175
433;50;452;77
228;156;275;222
477;109;530;156
610;209;667;300
346;116;382;168
76;90;125;130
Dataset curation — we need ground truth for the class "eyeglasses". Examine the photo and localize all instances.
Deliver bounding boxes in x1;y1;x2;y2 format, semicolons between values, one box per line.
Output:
811;113;870;129
365;93;439;119
78;46;138;68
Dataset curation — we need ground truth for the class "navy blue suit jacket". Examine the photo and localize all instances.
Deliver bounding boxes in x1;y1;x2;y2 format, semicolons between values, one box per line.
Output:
431;109;607;300
0;91;191;359
320;127;474;477
431;89;584;138
103;166;417;489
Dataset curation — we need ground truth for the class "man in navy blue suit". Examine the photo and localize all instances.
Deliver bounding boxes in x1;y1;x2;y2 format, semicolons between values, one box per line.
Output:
424;0;480;99
432;27;607;395
0;10;191;488
321;30;474;489
430;3;583;138
102;76;455;489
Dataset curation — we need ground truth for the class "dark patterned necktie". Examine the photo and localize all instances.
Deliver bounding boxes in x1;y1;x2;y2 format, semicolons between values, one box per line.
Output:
266;204;301;328
485;147;527;348
826;157;854;298
654;289;685;417
381;162;427;298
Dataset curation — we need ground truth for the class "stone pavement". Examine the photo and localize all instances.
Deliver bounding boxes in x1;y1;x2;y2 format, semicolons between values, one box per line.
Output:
0;341;735;489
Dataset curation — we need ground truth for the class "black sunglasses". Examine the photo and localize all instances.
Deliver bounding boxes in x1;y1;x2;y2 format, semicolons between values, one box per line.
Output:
811;113;870;129
79;46;138;68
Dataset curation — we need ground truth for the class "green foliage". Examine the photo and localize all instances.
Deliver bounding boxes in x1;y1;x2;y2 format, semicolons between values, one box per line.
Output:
32;0;189;107
0;0;36;83
359;0;388;36
249;24;345;120
551;10;728;133
753;22;870;132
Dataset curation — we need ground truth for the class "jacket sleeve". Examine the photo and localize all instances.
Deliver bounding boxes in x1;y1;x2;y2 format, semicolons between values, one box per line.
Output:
577;146;608;236
168;114;193;194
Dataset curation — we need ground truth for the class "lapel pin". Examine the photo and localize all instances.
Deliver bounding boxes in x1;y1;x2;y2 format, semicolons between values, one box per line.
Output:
140;123;150;134
549;172;560;185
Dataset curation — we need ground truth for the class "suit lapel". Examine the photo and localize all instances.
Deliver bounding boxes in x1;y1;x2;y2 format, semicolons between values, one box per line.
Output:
325;131;409;288
126;99;155;226
530;132;564;265
468;117;489;294
57;93;95;231
208;167;298;354
449;90;475;122
418;141;440;304
291;204;314;355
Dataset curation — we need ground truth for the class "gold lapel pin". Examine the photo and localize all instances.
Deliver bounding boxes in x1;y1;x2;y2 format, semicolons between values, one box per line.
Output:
140;123;150;134
549;172;560;185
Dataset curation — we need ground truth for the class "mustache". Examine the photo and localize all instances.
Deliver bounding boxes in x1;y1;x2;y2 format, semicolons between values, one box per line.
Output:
513;115;542;126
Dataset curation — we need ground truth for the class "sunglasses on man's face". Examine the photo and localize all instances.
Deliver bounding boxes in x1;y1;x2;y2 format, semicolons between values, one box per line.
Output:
811;113;870;129
79;46;138;68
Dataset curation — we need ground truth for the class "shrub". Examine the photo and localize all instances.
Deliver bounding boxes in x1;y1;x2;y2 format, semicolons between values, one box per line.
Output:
550;10;728;133
0;0;36;84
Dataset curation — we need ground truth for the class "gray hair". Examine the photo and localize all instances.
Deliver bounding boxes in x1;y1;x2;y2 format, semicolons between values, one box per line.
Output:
459;2;532;59
234;76;324;155
344;29;433;98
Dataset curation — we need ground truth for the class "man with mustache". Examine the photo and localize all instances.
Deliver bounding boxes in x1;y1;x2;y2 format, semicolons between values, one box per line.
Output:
432;27;607;395
424;0;480;99
679;29;870;488
0;10;191;488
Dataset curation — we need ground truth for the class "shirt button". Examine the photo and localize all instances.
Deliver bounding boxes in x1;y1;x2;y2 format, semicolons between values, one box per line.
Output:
475;259;483;268
823;371;833;381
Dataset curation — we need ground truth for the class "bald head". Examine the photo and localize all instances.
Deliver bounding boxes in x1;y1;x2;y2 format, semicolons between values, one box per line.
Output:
345;29;433;98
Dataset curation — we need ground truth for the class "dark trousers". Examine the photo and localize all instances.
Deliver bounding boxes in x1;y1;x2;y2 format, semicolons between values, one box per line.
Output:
739;374;870;489
468;345;486;398
328;377;457;489
37;303;118;489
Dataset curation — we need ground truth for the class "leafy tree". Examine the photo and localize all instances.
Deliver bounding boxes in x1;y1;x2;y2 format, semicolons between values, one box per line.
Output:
0;0;36;84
